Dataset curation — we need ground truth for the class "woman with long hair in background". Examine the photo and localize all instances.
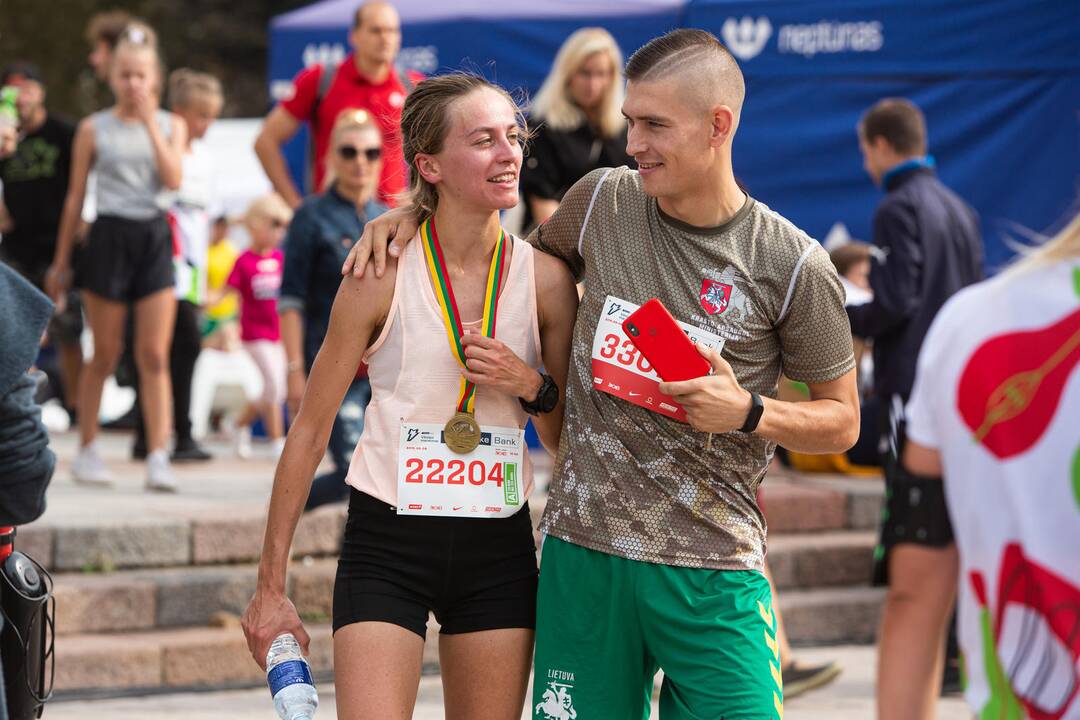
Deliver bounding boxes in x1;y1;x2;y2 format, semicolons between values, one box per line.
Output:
521;27;634;230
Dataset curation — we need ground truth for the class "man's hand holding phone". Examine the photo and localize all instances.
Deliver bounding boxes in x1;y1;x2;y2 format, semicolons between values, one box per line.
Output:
658;344;754;435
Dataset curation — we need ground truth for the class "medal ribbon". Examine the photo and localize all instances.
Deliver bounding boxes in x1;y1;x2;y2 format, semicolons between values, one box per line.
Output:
420;216;507;414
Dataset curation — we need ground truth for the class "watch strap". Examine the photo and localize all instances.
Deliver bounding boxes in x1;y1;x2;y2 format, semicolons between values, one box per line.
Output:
520;373;557;416
739;391;764;433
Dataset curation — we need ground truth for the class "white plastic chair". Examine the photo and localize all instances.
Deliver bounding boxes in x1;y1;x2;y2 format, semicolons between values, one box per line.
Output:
189;348;264;440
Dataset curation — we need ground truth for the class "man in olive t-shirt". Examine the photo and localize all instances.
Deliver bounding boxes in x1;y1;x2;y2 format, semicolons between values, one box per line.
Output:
343;29;859;720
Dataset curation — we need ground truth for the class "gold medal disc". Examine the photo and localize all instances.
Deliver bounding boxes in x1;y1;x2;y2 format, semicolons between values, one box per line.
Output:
444;411;482;454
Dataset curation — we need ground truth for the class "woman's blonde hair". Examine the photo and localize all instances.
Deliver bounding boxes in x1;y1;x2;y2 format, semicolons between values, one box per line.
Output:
111;28;163;92
168;68;223;111
530;28;626;139
399;73;529;220
1008;209;1080;275
245;193;293;227
321;109;382;192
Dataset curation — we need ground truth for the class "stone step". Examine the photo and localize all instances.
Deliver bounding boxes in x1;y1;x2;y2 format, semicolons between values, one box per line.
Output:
20;474;881;573
50;530;876;636
54;585;883;696
766;531;876;590
779;586;885;646
50;559;331;637
55;620;441;697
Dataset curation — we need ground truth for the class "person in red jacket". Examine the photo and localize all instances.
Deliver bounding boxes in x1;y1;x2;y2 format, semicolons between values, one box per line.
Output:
254;1;422;208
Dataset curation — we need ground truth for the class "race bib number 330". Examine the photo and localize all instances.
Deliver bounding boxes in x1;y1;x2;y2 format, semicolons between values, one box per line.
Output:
397;422;524;518
591;295;725;422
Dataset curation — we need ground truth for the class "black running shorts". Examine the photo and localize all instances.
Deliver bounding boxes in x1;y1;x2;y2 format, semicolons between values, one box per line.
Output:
332;489;538;638
76;214;174;302
872;407;955;586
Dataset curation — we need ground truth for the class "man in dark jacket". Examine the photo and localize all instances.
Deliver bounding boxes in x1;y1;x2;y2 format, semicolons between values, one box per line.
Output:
848;98;982;719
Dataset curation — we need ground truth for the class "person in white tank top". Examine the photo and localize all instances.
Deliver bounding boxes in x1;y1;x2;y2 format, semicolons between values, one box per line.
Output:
242;74;578;719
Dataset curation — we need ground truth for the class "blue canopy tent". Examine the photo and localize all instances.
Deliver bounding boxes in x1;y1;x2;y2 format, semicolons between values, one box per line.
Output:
269;0;1080;269
268;0;685;193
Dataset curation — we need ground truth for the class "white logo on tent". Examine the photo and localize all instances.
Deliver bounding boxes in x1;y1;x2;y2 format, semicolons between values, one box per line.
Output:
722;17;772;60
302;42;346;68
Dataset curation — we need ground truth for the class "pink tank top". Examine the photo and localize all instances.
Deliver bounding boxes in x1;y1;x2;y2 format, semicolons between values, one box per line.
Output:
345;232;542;505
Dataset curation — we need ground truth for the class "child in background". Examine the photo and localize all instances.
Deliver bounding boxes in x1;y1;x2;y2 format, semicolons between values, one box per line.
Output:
132;68;224;462
226;194;291;458
202;216;241;351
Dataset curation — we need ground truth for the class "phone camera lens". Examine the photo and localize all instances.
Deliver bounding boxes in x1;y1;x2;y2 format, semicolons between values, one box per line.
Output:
626;323;639;336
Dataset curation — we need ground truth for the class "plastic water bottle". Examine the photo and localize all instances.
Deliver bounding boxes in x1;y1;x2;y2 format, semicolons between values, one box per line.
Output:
266;633;318;720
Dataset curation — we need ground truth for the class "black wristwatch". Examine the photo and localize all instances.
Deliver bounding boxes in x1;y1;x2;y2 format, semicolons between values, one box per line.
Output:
739;391;764;433
520;373;558;416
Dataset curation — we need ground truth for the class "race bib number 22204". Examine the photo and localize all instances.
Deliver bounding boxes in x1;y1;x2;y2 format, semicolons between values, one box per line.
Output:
397;422;524;518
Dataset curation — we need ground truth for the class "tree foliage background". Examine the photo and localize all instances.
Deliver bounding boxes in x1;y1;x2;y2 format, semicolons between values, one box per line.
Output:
0;0;313;119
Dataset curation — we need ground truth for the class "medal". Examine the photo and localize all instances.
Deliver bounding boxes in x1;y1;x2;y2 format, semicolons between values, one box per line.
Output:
420;217;508;454
443;411;482;454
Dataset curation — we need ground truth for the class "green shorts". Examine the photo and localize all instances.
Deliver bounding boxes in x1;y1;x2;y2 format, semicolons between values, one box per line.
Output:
532;537;782;720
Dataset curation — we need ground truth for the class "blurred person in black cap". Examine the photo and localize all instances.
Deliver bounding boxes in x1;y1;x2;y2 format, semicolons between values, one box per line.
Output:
0;62;84;425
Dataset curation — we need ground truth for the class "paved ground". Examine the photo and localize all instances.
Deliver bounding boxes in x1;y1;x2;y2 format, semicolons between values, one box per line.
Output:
36;429;286;527
46;644;970;719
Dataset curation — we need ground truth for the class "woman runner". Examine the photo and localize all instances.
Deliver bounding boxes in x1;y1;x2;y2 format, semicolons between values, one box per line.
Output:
242;73;578;719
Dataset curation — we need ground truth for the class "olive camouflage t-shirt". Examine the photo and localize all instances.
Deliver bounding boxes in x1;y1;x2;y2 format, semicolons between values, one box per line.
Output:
529;167;854;571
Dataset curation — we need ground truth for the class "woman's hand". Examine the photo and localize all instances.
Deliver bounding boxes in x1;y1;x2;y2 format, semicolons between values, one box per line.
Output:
132;88;158;127
341;206;419;279
461;331;541;400
44;264;70;309
240;586;310;671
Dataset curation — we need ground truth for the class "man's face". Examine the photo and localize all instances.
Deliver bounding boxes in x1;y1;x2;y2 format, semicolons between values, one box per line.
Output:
6;76;45;124
622;78;716;202
350;5;402;67
858;134;891;186
89;40;112;81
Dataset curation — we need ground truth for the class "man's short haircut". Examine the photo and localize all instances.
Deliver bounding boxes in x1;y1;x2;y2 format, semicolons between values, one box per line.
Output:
859;98;927;155
353;1;394;29
624;29;745;115
829;242;872;278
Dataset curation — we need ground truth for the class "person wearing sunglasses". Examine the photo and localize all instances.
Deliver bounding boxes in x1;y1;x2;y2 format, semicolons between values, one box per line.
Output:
225;194;294;458
278;109;388;509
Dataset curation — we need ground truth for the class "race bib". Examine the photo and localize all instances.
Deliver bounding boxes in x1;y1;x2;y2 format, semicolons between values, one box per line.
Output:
591;295;726;422
397;422;525;518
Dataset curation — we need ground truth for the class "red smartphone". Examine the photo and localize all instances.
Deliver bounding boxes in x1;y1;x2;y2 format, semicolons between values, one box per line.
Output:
622;298;711;382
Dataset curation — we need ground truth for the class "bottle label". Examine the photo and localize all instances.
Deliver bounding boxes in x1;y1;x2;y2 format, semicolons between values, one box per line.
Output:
268;659;314;697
